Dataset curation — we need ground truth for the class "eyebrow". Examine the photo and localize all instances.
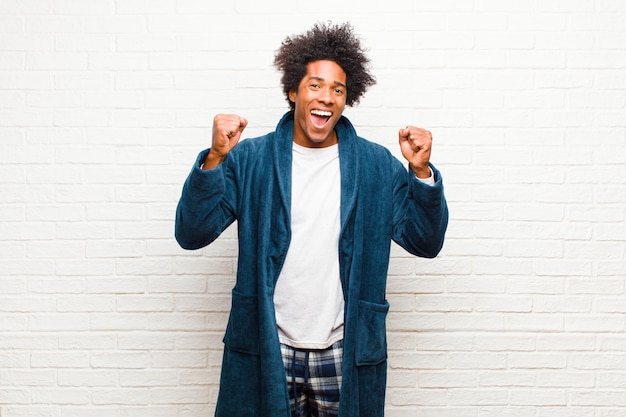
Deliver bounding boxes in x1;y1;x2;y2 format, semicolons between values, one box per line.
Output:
309;76;347;89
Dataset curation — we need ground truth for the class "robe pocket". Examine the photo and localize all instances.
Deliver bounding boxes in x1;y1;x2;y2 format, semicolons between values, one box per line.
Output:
222;289;260;355
355;299;390;366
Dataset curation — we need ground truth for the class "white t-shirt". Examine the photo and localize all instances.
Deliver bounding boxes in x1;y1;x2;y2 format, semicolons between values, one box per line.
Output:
273;142;344;349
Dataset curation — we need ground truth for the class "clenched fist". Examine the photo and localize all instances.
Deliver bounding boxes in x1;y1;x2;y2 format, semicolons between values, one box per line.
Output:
398;126;432;179
202;114;248;170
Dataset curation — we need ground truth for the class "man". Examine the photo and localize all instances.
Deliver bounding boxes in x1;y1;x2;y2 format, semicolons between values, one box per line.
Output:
175;22;448;417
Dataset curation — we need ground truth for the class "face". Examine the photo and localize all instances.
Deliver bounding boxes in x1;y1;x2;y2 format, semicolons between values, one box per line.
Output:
289;60;347;148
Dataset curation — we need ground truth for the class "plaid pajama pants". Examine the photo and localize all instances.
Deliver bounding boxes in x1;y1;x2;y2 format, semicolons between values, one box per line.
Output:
280;340;343;417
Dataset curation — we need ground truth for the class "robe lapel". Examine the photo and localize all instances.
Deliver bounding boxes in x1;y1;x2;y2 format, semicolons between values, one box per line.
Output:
273;112;294;227
337;116;359;232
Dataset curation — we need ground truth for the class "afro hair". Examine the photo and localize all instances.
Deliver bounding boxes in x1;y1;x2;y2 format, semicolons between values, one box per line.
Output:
273;22;376;110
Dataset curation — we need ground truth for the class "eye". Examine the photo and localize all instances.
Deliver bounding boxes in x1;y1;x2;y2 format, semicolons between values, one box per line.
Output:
334;88;345;95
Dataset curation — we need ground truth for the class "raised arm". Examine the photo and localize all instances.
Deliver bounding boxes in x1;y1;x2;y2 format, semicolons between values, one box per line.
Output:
174;114;247;249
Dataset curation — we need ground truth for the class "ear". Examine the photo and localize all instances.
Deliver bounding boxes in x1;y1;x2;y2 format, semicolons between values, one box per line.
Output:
288;89;296;103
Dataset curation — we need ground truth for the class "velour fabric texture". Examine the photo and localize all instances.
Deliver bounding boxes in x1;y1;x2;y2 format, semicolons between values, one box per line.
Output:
175;111;449;416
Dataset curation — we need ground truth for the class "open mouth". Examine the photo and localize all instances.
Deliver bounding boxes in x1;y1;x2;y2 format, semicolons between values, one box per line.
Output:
310;109;332;127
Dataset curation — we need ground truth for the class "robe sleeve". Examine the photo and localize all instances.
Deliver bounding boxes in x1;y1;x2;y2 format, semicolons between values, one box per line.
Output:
175;148;237;250
392;161;449;258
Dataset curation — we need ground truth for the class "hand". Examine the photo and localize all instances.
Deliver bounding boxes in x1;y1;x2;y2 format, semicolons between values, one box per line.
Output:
398;126;432;178
203;114;248;170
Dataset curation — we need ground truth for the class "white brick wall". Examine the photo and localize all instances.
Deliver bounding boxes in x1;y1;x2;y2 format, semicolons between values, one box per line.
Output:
1;1;625;416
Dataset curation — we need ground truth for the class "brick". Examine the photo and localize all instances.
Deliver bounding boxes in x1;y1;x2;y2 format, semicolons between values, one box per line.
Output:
509;389;567;406
55;259;115;276
30;353;90;368
116;35;176;52
84;16;147;33
533;259;593;277
54;110;112;127
39;185;92;207
85;277;146;294
0;15;25;32
26;92;82;108
0;296;55;312
479;371;535;387
85;91;144;108
27;241;85;259
0;89;25;106
416;333;474;352
116;295;173;312
570;390;626;406
448;388;509;406
0;314;27;331
388;312;446;331
0;240;24;258
55;35;113;52
26;127;84;144
113;110;175;127
86;240;145;258
28;278;84;294
174;332;222;350
90;352;149;369
117;333;175;350
0;34;52;51
0;260;54;276
89;314;151;331
173;295;230;312
115;72;174;90
151;351;207;368
537;371;596;388
180;370;219;387
0;388;31;404
148;314;208;331
418;371;477;388
533;295;592;313
85;204;145;221
121;406;180;417
505;314;564;332
509;353;567;369
150;387;210;404
54;0;115;15
116;0;176;14
570;278;625;296
29;313;90;331
565;315;625;333
84;166;144;184
414;295;473;312
480;407;537;417
58;334;117;350
389;352;448;370
88;53;148;71
119;369;179;386
0;72;53;90
537;334;596;351
92;388;150;405
0;353;30;368
57;370;118;387
57;296;115;312
1;406;62;417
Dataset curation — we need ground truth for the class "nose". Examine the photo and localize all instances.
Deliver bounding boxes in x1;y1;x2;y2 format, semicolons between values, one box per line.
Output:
318;87;334;104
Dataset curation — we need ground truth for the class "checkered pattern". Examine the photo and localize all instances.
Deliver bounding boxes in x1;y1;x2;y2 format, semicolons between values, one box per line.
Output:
280;340;343;417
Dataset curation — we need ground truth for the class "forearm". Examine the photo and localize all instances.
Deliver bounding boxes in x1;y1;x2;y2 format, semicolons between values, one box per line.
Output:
201;149;226;170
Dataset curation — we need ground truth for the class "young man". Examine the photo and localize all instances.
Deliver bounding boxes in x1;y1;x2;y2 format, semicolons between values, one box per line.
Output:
175;22;448;417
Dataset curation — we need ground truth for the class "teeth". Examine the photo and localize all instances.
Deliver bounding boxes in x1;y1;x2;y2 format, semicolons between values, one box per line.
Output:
311;110;332;117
